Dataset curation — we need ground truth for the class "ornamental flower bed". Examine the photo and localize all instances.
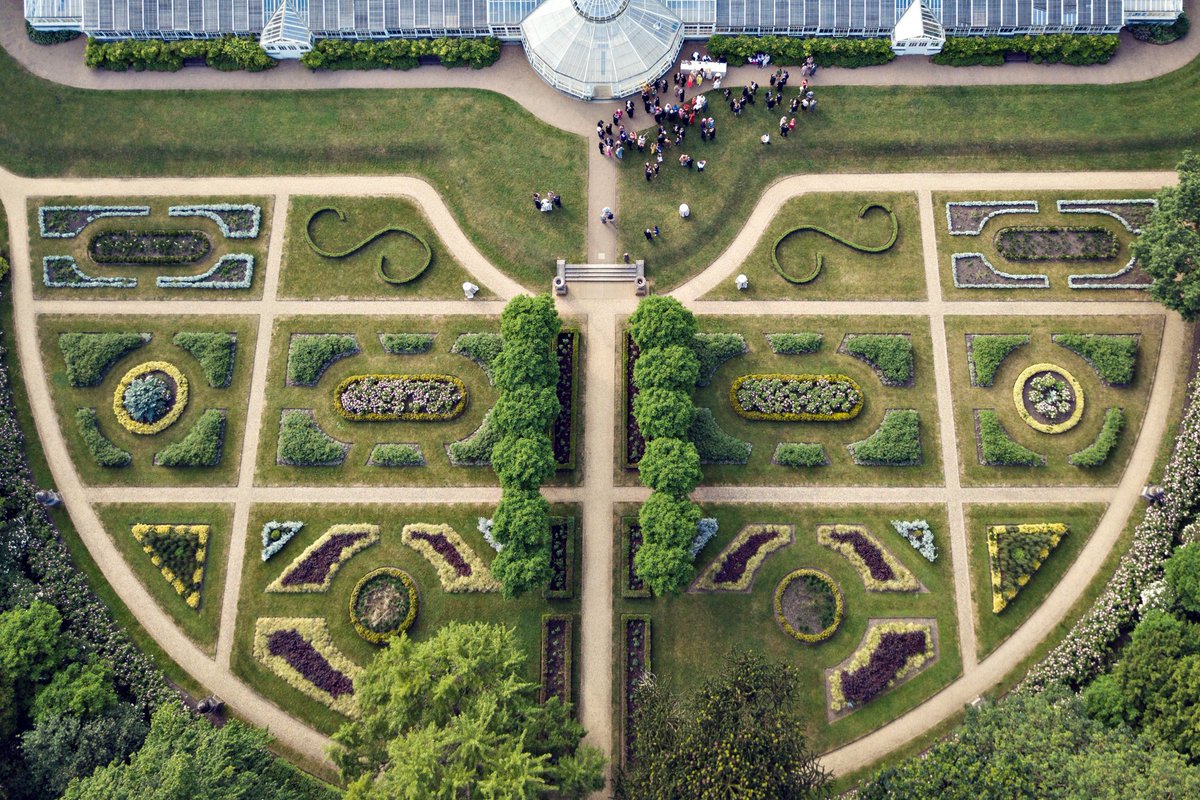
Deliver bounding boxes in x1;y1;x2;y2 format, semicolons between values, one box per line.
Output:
621;614;651;765
993;226;1119;261
156;254;254;289
624;334;645;466
349;567;419;644
39;204;150;238
988;523;1068;613
131;523;209;610
817;524;920;592
1014;364;1084;434
253;617;361;716
553;331;578;468
88;230;211;264
545;518;574;600
775;569;843;643
692;523;793;592
333;374;467;421
169;203;262;238
730;374;863;421
261;520;304;561
43;256;136;289
1057;198;1158;233
951;253;1049;289
828;620;935;713
266;523;380;593
1067;258;1153;290
945;200;1038;235
540;614;573;705
112;361;189;435
891;519;937;562
400;523;500;592
623;521;649;598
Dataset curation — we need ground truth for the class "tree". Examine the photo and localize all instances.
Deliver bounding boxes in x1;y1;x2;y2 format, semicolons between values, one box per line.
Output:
30;660;118;724
1166;542;1200;614
632;388;695;441
1133;151;1200;320
638;438;702;496
0;600;70;685
633;345;700;393
491;388;560;438
493;342;557;393
332;622;605;799
492;435;557;491
490;488;553;598
21;704;147;799
628;296;697;351
618;651;829;800
500;294;561;345
635;491;701;595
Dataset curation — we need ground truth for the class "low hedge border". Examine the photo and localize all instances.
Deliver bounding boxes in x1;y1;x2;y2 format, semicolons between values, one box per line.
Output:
333;373;467;421
1012;363;1085;434
817;524;921;593
932;34;1119;67
400;522;501;593
539;613;574;705
303;207;432;286
691;523;793;593
774;568;843;643
266;523;381;593
349;567;419;644
75;407;132;468
706;34;895;68
112;361;189;435
1069;407;1125;468
729;373;864;422
771;203;897;285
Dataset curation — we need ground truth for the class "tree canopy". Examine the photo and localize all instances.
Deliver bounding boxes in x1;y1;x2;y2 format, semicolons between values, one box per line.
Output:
1133;151;1200;320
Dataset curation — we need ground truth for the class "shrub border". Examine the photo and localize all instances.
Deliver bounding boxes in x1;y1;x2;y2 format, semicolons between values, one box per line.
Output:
539;613;574;705
774;568;844;643
966;332;1030;387
1012;363;1085;434
348;567;419;644
1069;407;1125;468
112;360;189;435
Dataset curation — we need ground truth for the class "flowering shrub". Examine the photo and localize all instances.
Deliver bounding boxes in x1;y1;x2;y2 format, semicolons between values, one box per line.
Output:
1057;199;1158;234
817;524;920;592
451;333;503;383
843;334;914;386
261;520;304;561
828;621;934;712
774;441;827;467
157;253;254;290
1053;334;1138;386
689;518;719;559
38;205;149;238
169;204;262;238
253;617;361;716
286;334;359;386
945;200;1038;235
349;568;419;644
848;409;922;466
400;523;500;593
75;407;132;468
266;524;380;593
730;373;863;421
379;333;435;355
1069;407;1125;468
988;523;1068;613
693;524;792;592
767;332;823;355
131;524;209;609
774;569;843;643
43;256;136;289
333;374;467;421
1013;364;1084;434
112;361;188;435
692;333;747;387
153;408;226;467
891;520;937;562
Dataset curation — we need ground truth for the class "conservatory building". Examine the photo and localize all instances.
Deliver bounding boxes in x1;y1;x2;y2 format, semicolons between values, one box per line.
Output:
26;0;1184;98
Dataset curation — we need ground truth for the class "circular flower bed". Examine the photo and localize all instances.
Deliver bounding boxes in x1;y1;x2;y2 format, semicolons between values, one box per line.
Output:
774;568;844;643
112;361;189;435
349;567;419;644
1013;363;1085;434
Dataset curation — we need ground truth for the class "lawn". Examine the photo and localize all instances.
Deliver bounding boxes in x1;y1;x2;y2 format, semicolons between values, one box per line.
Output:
231;502;581;735
37;313;258;486
696;192;925;301
931;189;1162;302
279;195;494;300
612;502;959;755
965;503;1107;660
620;313;944;486
94;502;234;653
943;314;1165;486
27;195;273;300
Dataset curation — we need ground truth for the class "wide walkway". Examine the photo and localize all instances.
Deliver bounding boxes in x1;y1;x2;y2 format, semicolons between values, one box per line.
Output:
0;161;1184;795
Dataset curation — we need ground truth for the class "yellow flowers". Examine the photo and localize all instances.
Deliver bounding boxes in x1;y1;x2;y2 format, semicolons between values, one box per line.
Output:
774;569;843;643
131;522;209;611
112;361;189;435
987;523;1069;613
400;523;500;593
1012;363;1085;434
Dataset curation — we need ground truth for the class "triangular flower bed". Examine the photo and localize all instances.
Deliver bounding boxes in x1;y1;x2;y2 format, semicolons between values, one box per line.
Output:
261;520;304;562
987;523;1068;613
267;524;379;593
131;523;209;610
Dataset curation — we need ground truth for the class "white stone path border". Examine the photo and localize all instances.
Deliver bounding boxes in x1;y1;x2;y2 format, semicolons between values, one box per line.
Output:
0;165;1185;792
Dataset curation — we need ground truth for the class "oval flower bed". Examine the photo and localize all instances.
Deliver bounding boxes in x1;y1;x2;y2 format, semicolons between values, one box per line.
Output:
730;374;863;422
334;374;467;421
349;567;419;644
88;230;212;264
112;361;189;435
1013;363;1084;434
774;568;844;643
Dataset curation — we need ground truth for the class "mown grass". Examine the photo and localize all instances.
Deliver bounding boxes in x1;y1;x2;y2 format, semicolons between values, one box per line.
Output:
27;195;272;300
37;313;258;486
943;314;1164;486
612;502;958;755
232;502;581;735
280;195;494;300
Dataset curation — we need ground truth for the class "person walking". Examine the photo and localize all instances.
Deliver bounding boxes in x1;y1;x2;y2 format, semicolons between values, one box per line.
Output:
601;207;614;224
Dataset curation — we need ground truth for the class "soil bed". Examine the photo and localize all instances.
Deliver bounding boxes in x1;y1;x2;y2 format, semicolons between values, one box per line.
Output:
994;226;1118;261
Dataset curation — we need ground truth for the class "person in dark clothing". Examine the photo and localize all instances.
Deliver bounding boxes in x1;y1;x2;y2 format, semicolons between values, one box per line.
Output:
533;192;541;211
645;228;654;240
645;163;653;182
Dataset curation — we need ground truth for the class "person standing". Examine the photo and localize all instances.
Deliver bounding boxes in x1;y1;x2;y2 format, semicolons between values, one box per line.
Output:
533;192;541;211
644;228;654;240
601;207;614;224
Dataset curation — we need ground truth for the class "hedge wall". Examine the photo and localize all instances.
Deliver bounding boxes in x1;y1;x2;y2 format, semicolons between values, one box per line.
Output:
705;35;895;68
85;36;276;72
300;37;502;70
932;34;1120;66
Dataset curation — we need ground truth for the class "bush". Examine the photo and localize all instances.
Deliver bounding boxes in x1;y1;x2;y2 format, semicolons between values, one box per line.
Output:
849;409;922;465
692;333;746;387
977;409;1045;466
639;438;703;495
121;375;170;423
845;335;913;386
634;388;695;440
58;332;148;387
491;435;556;490
774;442;826;467
767;332;822;355
490;387;560;438
380;333;434;355
1165;543;1200;615
628;296;697;351
706;34;895;68
26;22;81;45
932;34;1120;66
1054;334;1138;385
74;408;131;468
634;345;700;392
154;409;226;467
688;408;751;464
493;341;557;392
85;36;276;72
300;37;501;70
636;492;702;595
1129;14;1188;43
970;334;1029;387
173;332;236;388
286;334;358;386
499;294;560;344
276;410;346;466
451;333;504;382
448;410;500;465
369;443;423;466
1069;407;1125;468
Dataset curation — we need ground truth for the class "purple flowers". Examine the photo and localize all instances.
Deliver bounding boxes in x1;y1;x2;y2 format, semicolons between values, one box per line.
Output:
267;629;355;699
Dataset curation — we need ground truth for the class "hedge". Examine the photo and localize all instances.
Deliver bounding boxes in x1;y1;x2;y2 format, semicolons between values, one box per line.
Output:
849;409;922;465
276;410;347;466
688;408;751;465
692;333;747;388
977;409;1045;466
59;332;149;387
969;334;1029;387
767;332;823;355
774;442;827;467
380;333;434;355
706;34;895;68
286;334;358;387
452;333;503;383
1068;407;1125;468
931;34;1119;67
448;409;500;466
368;443;424;467
300;37;501;71
26;21;81;46
173;332;236;388
85;36;276;72
153;409;226;467
75;408;132;468
844;335;913;386
1053;333;1138;386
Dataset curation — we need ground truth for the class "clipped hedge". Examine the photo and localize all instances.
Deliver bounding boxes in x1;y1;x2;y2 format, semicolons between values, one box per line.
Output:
173;331;236;388
977;409;1045;466
75;408;131;468
26;21;81;45
774;569;844;642
1069;407;1125;468
1053;333;1138;386
931;34;1120;67
767;332;823;355
380;333;434;355
277;410;348;466
774;442;826;467
153;409;226;467
286;334;358;386
59;332;149;387
688;408;751;465
85;36;276;72
706;34;895;68
300;37;501;71
849;409;922;465
448;409;500;466
692;333;747;387
452;333;503;383
969;334;1029;387
369;443;424;466
844;334;913;386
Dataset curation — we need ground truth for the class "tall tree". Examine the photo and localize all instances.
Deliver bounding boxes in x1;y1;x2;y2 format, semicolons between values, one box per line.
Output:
1133;150;1200;320
332;622;604;800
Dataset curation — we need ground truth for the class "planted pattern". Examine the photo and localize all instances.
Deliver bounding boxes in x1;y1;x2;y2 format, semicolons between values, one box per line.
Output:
621;614;651;764
43;255;136;289
157;254;254;289
976;409;1046;467
153;408;226;467
1057;198;1158;233
774;569;843;643
545;518;574;600
261;520;304;561
817;524;920;592
967;334;1029;387
842;334;913;386
730;373;863;421
286;334;359;387
349;567;419;644
131;523;209;610
169;203;261;238
993;226;1119;261
379;333;435;354
988;523;1069;613
59;332;149;387
772;203;898;284
767;332;823;355
276;409;349;466
173;331;236;388
400;523;500;593
252;617;361;716
828;621;935;712
951;252;1049;289
39;204;149;238
1069;407;1125;468
692;332;747;387
367;443;425;466
848;409;922;466
304;206;432;285
1013;364;1085;434
88;230;211;264
266;523;380;593
773;441;827;467
892;520;938;562
540;614;573;705
75;407;131;467
1053;333;1138;386
692;524;793;592
111;361;189;435
333;374;467;421
553;331;579;467
945;200;1038;235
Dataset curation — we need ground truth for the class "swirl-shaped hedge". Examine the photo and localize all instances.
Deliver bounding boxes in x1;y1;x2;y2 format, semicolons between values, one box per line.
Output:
772;203;898;285
349;567;419;644
112;361;189;435
333;374;467;421
305;206;432;285
730;373;863;421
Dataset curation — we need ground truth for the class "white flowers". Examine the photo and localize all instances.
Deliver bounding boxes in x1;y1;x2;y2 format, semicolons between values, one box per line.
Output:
951;252;1049;289
43;256;136;288
261;520;304;562
156;254;254;289
38;205;149;238
1057;199;1158;234
946;200;1039;235
892;519;938;562
169;204;262;239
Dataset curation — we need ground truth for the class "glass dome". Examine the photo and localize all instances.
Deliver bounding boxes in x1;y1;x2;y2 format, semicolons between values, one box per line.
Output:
520;0;684;100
